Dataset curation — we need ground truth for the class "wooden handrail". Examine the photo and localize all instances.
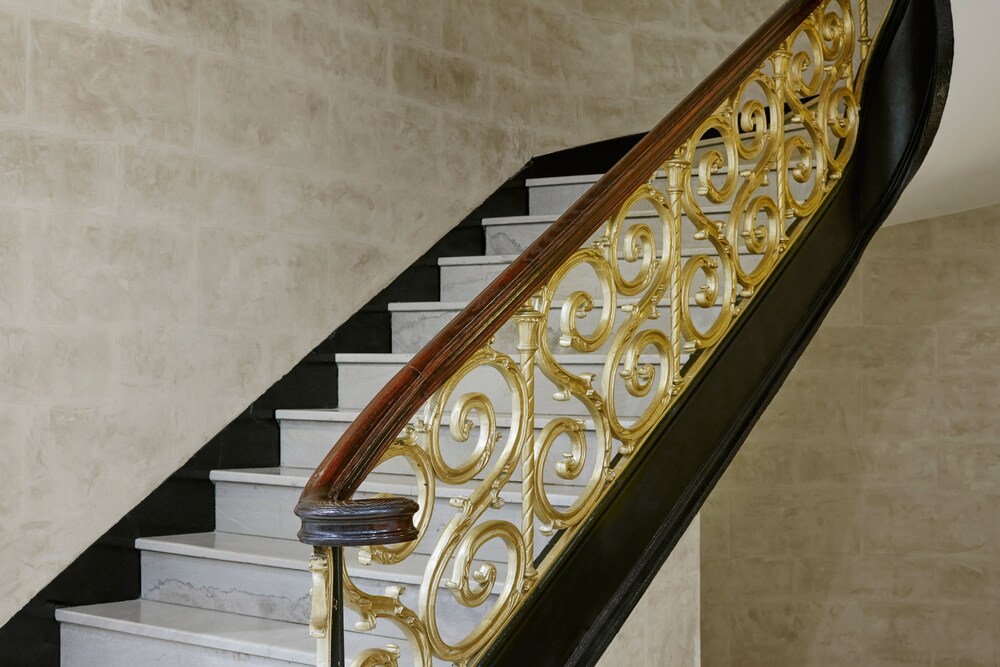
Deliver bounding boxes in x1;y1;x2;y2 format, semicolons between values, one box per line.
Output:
297;0;825;520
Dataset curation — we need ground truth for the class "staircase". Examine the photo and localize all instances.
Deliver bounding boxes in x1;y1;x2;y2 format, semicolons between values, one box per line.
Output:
55;173;665;666
51;0;954;664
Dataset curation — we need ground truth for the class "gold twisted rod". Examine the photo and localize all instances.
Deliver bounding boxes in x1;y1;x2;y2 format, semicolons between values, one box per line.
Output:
316;1;874;665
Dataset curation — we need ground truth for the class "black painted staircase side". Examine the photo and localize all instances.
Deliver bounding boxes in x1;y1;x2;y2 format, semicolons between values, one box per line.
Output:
0;134;643;667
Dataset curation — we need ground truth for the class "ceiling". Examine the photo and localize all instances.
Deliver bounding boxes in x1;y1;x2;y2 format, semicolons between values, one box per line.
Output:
886;0;998;224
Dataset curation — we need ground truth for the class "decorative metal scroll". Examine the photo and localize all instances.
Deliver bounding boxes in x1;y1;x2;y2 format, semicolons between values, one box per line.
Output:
318;1;875;664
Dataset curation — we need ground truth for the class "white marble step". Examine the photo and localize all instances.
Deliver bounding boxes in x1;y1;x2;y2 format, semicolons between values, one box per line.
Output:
335;352;677;418
57;599;315;666
527;173;607;216
389;298;722;355
525;125;812;216
277;409;605;486
438;252;758;302
211;467;577;562
482;208;741;256
524;171;806;217
136;532;502;644
137;532;313;626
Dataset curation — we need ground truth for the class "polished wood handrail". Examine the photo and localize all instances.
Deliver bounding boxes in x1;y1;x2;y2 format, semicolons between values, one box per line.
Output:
298;0;826;513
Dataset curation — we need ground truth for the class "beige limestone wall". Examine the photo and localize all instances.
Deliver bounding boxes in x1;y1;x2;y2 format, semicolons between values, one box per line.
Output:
600;517;701;667
0;0;776;627
701;204;1000;666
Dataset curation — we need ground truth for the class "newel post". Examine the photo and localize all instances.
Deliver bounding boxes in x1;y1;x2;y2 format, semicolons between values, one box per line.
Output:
296;496;420;667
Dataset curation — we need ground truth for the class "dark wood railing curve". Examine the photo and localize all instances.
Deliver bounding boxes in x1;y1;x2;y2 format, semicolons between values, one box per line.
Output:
297;0;827;535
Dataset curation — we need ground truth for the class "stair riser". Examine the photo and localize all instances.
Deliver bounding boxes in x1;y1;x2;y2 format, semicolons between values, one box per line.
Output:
139;551;498;642
337;358;676;418
391;304;722;355
528;180;597;216
60;625;308;667
214;480;567;562
140;551;311;625
440;254;762;302
281;418;600;486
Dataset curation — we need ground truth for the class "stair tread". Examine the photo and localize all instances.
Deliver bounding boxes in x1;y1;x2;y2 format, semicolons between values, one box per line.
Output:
56;600;315;664
136;532;310;570
334;351;661;364
211;468;583;505
210;466;312;487
440;242;754;265
525;174;605;187
481;206;729;225
276;408;598;431
135;531;442;586
387;296;722;313
522;119;811;190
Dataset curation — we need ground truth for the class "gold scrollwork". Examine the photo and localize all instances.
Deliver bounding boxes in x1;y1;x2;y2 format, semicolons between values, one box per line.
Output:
335;2;874;665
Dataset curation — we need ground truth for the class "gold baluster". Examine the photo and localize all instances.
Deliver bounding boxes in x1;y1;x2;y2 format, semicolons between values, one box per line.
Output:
773;40;792;252
859;0;872;60
665;148;689;391
514;300;544;581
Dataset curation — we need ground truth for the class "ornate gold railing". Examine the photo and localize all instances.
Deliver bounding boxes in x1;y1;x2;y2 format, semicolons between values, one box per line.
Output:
298;1;880;664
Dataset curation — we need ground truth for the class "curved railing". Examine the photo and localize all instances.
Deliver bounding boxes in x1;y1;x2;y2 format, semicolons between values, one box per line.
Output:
296;0;952;663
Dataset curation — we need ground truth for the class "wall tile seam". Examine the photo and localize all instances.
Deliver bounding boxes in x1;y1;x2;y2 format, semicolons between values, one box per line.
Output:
0;4;29;128
22;9;375;105
17;2;302;66
389;38;628;114
18;2;31;131
268;0;380;34
8;3;746;84
0;117;152;156
193;50;344;103
23;8;207;54
10;214;25;326
380;25;446;54
111;137;121;227
266;16;391;90
0;205;237;230
0;2;117;32
247;219;392;245
194;50;203;158
18;109;198;156
401;81;581;130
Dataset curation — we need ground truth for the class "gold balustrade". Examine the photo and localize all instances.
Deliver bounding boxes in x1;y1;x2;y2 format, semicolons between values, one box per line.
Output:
308;1;880;664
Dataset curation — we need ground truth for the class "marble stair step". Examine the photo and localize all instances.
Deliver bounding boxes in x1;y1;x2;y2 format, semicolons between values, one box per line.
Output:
525;124;812;215
211;467;578;562
277;408;607;479
438;252;762;302
57;599;317;666
57;599;421;666
483;210;726;256
135;532;502;643
136;532;313;626
389;298;721;355
525;169;813;218
335;352;680;418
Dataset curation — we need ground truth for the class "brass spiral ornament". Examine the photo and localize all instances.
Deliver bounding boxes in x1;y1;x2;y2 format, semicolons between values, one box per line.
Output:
329;2;877;664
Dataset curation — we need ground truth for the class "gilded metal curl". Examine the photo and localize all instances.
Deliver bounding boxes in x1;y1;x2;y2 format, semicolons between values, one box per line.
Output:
331;2;875;665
